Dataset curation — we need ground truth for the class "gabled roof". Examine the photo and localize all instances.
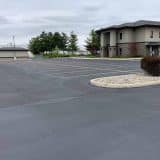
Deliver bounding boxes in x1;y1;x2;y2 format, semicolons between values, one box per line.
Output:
96;20;160;33
0;47;28;51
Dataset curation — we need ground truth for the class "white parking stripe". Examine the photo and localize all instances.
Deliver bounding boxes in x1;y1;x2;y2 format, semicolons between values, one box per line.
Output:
65;71;127;78
43;63;128;72
37;62;138;74
33;60;125;70
14;60;139;79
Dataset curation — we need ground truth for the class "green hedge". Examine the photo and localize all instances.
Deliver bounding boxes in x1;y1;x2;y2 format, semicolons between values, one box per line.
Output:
43;54;70;58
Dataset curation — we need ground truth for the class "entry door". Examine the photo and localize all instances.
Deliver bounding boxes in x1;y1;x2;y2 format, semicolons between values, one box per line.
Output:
149;46;159;56
104;46;109;57
153;46;159;56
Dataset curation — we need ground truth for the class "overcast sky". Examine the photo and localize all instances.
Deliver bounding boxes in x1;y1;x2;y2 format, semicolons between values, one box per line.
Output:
0;0;160;48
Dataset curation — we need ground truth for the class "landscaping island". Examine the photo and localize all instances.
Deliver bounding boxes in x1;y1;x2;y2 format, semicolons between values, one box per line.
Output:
90;56;160;88
90;74;160;88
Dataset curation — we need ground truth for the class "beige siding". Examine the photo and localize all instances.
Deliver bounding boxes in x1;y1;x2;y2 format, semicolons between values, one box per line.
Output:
0;51;29;58
135;28;145;42
117;43;147;57
108;47;116;57
117;29;135;43
135;27;160;42
100;33;105;47
100;32;110;46
100;32;108;57
118;44;130;56
99;25;160;57
145;27;160;42
110;30;116;46
136;43;148;56
100;30;117;46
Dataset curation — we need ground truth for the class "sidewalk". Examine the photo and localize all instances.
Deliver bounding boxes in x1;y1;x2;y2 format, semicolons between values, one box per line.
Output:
70;57;142;61
0;58;33;62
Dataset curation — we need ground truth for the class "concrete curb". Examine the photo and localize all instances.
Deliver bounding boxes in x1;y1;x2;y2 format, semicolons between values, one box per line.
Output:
70;57;142;61
90;74;160;88
0;58;33;62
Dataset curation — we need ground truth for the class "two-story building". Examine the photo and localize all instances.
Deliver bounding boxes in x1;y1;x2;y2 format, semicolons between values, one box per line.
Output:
97;20;160;57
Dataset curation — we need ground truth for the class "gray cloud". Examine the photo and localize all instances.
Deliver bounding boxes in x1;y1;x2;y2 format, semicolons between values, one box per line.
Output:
82;3;101;13
0;0;160;48
0;16;10;24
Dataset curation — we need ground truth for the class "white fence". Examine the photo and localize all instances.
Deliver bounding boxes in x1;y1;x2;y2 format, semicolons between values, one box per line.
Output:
43;50;90;56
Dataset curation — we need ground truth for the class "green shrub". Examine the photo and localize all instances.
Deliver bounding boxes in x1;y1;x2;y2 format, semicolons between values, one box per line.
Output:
44;54;70;58
141;56;160;76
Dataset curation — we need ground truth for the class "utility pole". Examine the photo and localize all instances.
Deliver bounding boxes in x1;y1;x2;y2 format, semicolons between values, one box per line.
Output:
12;36;16;60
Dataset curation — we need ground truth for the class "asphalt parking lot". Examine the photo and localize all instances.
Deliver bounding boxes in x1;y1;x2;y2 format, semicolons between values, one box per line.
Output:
0;58;160;160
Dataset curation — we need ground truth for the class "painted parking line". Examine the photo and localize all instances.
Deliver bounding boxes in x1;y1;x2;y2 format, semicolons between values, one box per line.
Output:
35;62;139;74
34;69;96;76
53;69;138;76
24;64;139;78
53;63;125;70
24;63;124;73
13;60;140;71
45;66;118;73
11;60;140;78
46;67;94;72
45;69;139;79
34;64;139;76
45;72;111;79
50;69;99;74
41;63;127;72
33;60;125;70
35;72;68;79
65;72;130;78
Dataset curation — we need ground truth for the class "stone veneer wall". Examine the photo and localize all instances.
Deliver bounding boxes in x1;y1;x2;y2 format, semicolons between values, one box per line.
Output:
100;43;151;57
136;43;148;56
117;43;130;56
117;43;148;57
108;46;117;57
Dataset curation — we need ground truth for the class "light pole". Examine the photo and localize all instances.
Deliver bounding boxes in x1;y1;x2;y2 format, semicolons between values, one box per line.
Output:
12;36;16;60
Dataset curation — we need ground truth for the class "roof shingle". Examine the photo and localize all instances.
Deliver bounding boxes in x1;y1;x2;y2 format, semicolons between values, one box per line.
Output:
97;20;160;33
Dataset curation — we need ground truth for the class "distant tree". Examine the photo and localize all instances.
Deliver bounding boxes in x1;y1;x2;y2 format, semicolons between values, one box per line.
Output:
47;32;54;51
52;32;63;49
68;31;78;53
39;31;51;52
29;31;75;55
29;31;52;54
53;46;60;55
85;29;100;55
61;32;69;51
29;37;41;55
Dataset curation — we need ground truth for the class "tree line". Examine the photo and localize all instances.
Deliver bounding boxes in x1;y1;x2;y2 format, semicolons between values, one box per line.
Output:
29;30;100;55
29;31;78;55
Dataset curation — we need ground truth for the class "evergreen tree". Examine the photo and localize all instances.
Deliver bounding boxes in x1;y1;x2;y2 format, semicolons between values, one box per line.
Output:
85;29;100;55
53;32;63;49
61;32;69;51
68;31;78;53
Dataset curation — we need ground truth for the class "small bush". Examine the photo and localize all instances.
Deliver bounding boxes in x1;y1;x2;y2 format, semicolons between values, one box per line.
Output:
141;56;160;76
43;53;70;58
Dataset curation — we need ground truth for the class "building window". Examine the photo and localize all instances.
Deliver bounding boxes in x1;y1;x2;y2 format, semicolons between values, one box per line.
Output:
150;31;154;38
119;48;122;55
120;33;123;40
